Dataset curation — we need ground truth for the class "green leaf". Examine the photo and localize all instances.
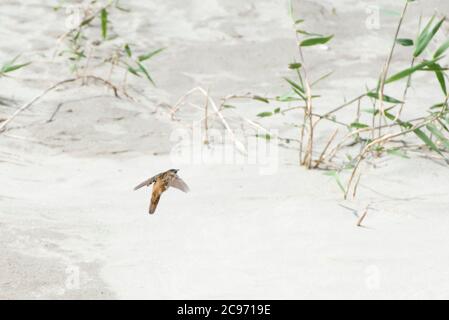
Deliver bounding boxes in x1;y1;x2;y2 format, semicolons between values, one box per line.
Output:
123;61;141;77
257;112;273;117
296;30;323;37
383;109;413;129
276;92;301;102
222;104;236;109
350;122;369;129
426;123;449;149
124;44;132;58
274;107;281;114
78;17;95;27
80;16;95;27
138;48;165;62
438;119;449;133
414;16;436;51
385;60;436;84
136;62;155;86
414;128;441;154
288;62;302;69
284;77;305;95
434;39;449;58
432;63;447;95
422;63;448;72
127;66;140;77
396;38;414;46
300;35;334;47
1;55;31;75
367;91;403;104
252;95;270;104
101;9;108;40
430;103;446;110
414;17;445;57
1;62;30;74
256;133;271;140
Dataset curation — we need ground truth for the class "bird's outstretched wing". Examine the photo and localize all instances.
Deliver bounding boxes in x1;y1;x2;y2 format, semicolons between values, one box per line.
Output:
169;176;190;193
134;174;159;191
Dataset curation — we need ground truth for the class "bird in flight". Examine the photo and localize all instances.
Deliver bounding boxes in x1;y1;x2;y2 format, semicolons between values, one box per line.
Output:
134;169;189;214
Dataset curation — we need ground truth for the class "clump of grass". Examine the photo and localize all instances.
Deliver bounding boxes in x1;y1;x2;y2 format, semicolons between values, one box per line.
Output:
220;0;449;198
311;1;448;198
56;0;164;90
0;1;165;133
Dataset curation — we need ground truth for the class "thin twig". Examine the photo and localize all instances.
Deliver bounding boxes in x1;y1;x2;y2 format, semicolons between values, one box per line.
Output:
47;103;63;123
171;87;247;154
292;10;314;168
0;75;127;133
352;173;362;199
314;128;339;168
377;1;409;137
357;206;369;227
320;93;366;120
204;88;209;144
394;15;422;121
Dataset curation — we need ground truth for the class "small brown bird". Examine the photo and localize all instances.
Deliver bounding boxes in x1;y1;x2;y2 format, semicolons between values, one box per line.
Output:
134;169;189;214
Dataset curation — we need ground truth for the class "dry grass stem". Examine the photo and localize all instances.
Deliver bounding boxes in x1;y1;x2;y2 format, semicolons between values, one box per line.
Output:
357;207;369;227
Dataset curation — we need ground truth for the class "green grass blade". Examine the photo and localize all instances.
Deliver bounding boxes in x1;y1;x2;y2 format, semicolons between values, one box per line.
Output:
257;112;273;117
414;17;445;57
385;60;436;84
1;62;30;74
136;62;155;85
413;127;441;154
101;9;108;40
367;92;403;104
434;39;449;58
124;44;132;58
253;96;270;104
80;16;95;27
350;122;369;129
288;62;302;69
434;65;447;95
276;92;301;102
300;35;333;47
396;38;414;46
296;30;323;37
283;77;305;94
426;123;449;149
138;48;165;62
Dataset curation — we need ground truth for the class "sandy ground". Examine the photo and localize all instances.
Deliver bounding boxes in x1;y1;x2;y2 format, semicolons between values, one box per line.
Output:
1;0;449;299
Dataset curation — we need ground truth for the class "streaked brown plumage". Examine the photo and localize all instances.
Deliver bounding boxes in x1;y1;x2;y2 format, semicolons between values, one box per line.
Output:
134;169;189;214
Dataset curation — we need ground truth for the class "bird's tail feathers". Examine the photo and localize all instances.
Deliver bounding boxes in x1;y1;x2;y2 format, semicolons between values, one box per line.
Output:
149;193;161;214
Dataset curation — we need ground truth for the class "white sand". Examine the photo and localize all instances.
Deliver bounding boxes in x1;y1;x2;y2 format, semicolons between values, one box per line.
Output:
1;0;449;299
